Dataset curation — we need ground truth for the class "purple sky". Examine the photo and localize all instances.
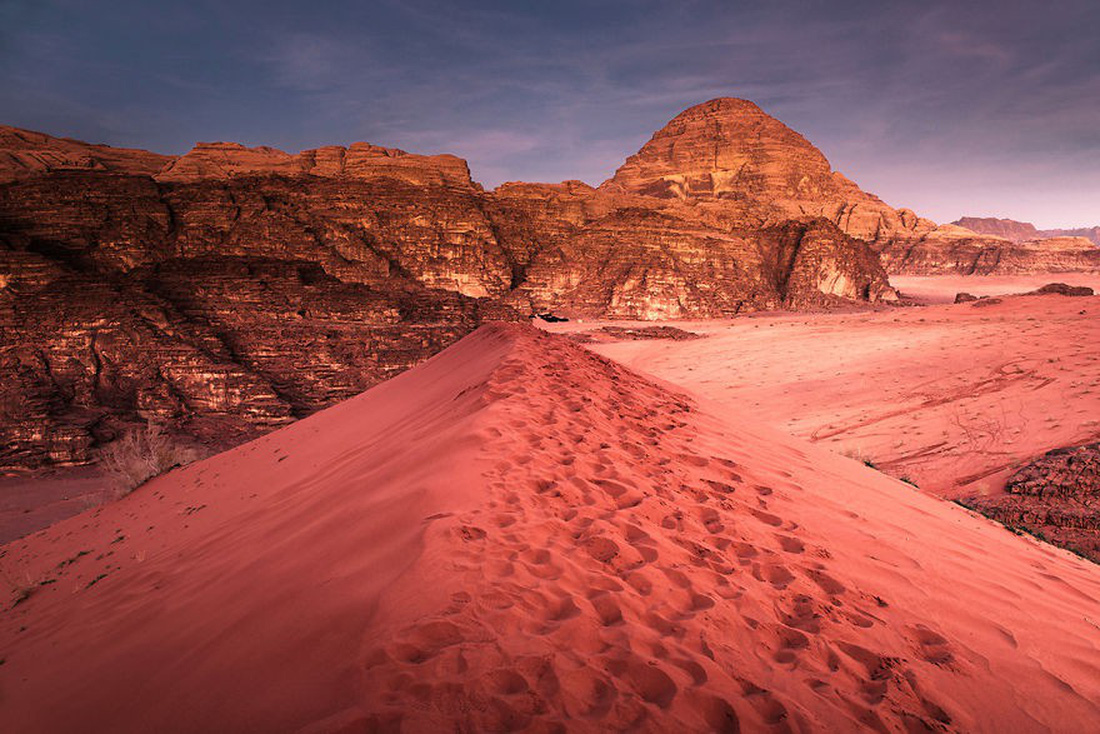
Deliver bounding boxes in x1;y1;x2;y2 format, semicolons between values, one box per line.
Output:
2;0;1097;228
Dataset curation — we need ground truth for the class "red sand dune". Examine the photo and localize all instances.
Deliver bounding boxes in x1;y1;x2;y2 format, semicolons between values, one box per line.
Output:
3;323;1100;732
557;293;1100;499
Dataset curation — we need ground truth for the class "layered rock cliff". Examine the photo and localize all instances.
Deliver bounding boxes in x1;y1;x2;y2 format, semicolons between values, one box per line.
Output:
0;178;502;467
157;141;477;189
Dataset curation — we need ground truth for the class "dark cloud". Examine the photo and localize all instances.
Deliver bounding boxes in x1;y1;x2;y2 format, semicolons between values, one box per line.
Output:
0;0;1096;227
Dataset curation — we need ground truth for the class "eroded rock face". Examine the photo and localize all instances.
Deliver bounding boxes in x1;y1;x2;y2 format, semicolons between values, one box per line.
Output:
968;443;1100;562
485;177;896;319
760;219;898;307
887;217;1100;275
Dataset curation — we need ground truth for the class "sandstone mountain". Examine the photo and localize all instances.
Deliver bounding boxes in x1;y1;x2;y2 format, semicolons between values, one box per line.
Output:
1;102;901;469
601;98;936;244
595;99;1099;276
954;216;1100;246
3;98;1095;469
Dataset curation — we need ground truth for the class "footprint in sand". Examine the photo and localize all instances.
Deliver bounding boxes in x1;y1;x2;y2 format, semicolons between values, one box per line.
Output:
911;625;954;666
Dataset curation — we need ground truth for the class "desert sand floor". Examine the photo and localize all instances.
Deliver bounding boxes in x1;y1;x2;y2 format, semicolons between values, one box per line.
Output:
2;323;1099;732
546;293;1100;500
0;469;107;545
891;274;1100;305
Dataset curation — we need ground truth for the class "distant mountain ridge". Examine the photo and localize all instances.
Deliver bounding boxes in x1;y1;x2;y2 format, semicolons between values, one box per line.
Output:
954;216;1100;246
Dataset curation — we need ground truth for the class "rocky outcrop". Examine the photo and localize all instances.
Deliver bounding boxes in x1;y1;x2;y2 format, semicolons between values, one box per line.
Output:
967;443;1100;562
1030;282;1094;297
1006;443;1100;498
0;170;511;468
953;217;1100;247
758;219;898;307
0;246;500;469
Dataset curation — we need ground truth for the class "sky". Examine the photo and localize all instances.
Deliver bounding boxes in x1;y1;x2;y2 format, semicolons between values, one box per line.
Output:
1;0;1097;228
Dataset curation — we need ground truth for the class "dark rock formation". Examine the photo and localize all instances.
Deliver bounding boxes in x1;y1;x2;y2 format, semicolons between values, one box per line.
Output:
954;292;979;303
597;325;703;341
968;443;1100;562
1007;443;1100;498
1030;283;1094;297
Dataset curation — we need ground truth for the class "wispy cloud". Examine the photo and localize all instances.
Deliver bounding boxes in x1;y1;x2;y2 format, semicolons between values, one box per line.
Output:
1;0;1097;226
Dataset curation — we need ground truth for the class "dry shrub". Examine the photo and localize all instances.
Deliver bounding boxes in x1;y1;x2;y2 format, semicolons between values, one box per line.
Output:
841;447;877;469
100;422;196;496
2;569;39;608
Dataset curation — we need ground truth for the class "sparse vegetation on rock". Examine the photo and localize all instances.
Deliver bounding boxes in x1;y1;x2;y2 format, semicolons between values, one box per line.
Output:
99;423;197;496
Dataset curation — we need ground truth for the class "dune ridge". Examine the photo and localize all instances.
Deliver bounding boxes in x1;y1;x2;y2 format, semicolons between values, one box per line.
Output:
2;323;1100;732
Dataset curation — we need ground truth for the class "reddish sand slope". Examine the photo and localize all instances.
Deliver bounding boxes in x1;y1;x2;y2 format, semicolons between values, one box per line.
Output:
557;295;1100;498
3;323;1100;732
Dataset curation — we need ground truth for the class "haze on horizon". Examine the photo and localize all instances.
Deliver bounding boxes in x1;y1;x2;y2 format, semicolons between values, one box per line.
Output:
2;0;1097;229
